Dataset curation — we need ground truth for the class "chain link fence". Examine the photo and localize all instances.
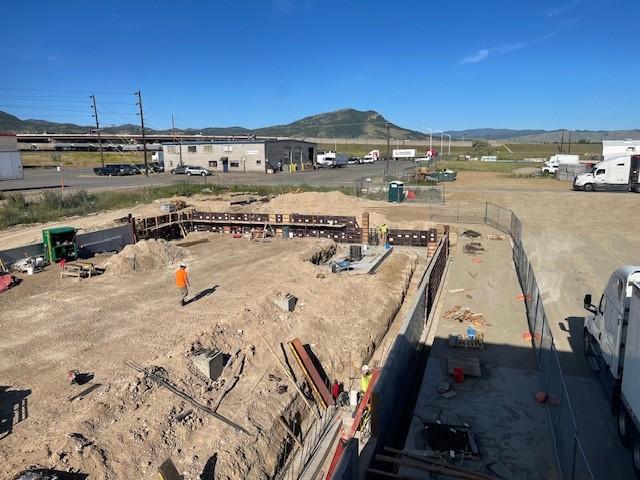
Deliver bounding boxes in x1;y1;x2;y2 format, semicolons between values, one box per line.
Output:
556;164;591;182
354;161;444;203
426;201;595;480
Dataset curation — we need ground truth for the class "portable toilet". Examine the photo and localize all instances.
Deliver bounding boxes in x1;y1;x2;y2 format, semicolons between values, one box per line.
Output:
42;227;78;263
388;181;405;203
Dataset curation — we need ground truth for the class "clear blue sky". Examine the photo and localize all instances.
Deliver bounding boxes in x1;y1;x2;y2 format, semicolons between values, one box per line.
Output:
1;0;638;131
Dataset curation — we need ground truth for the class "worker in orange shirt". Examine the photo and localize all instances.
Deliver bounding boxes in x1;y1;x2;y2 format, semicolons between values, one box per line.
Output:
175;263;190;306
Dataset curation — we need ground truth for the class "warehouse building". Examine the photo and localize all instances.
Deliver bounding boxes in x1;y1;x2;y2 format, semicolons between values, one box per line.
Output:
0;133;23;181
161;139;316;173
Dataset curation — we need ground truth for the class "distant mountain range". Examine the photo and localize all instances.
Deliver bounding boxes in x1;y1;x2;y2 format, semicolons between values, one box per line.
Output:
1;109;638;143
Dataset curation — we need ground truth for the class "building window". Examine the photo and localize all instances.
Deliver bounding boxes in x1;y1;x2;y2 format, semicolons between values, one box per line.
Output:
168;146;178;154
223;145;233;152
188;145;197;153
203;145;213;153
230;161;240;168
256;160;262;165
294;146;302;161
209;160;218;167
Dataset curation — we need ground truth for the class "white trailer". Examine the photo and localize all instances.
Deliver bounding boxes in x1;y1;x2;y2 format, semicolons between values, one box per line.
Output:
541;154;580;174
316;151;347;168
573;154;640;192
583;267;640;475
392;148;416;160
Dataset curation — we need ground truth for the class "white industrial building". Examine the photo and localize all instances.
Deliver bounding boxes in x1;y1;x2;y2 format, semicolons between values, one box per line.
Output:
0;133;23;181
161;139;317;173
602;140;640;158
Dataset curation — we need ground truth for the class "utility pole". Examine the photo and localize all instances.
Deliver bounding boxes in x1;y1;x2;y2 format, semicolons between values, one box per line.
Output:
567;130;572;154
559;129;565;154
90;94;104;167
172;115;183;166
135;90;148;176
386;122;390;176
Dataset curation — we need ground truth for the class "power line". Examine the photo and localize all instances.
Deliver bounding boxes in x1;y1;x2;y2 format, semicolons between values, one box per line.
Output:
0;87;133;96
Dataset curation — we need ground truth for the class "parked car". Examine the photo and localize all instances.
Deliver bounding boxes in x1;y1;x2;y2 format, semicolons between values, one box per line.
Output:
426;169;457;182
170;165;191;175
134;162;163;174
348;157;360;165
185;166;213;176
93;165;129;176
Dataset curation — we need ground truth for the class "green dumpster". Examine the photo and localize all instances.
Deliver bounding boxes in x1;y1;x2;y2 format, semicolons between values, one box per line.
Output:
388;181;405;203
43;227;78;263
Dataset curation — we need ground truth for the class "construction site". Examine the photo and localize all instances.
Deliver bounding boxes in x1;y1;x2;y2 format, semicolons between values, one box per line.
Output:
1;176;640;480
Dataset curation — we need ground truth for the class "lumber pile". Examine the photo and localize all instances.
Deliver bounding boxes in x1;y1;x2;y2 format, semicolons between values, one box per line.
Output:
443;305;485;327
373;446;496;480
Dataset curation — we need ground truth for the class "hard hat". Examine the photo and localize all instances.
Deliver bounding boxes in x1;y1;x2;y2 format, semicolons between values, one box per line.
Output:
180;263;186;268
361;365;371;374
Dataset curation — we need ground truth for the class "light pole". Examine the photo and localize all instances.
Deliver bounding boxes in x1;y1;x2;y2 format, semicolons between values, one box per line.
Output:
444;134;452;156
437;130;444;156
424;127;433;152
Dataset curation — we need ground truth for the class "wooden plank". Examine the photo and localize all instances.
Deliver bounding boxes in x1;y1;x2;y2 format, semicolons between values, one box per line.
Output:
258;334;321;421
288;338;335;408
278;416;303;448
376;454;495;480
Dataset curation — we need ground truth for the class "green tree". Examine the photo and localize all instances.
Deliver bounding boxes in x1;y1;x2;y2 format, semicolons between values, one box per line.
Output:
470;140;493;156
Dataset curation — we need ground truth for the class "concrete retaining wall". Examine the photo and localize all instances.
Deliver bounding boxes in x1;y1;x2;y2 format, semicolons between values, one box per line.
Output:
0;223;135;267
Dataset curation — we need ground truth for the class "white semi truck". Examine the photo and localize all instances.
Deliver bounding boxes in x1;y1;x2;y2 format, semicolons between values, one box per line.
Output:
573;154;640;192
583;267;640;475
316;151;348;168
541;154;580;174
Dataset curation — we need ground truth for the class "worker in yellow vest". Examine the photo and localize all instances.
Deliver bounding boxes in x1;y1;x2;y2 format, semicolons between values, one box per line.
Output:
379;224;388;246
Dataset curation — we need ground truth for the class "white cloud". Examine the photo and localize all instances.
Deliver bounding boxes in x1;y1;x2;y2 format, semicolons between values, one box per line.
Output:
458;49;489;65
547;0;580;18
273;0;294;13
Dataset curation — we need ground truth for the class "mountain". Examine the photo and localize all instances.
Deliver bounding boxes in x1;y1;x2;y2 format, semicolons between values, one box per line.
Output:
443;128;547;140
1;109;638;142
445;128;640;143
253;109;428;140
0;108;427;139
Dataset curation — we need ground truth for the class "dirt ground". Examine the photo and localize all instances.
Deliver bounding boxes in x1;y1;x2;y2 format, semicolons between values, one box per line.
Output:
2;173;638;478
0;233;423;479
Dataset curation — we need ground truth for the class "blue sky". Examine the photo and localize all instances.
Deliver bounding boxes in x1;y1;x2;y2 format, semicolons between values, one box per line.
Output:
1;0;638;131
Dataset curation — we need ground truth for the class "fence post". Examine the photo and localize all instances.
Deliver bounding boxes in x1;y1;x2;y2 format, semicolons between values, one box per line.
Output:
484;202;488;223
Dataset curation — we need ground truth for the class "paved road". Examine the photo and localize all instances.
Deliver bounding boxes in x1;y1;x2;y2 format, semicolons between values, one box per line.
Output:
1;162;410;193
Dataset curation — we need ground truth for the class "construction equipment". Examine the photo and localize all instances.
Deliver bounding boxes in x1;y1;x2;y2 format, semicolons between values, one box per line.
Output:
43;227;78;263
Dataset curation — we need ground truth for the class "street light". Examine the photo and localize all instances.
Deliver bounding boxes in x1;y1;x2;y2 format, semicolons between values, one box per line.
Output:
435;130;444;155
423;127;433;151
443;134;452;156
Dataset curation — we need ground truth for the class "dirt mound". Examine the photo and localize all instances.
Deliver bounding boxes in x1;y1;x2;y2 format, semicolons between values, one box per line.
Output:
105;239;185;275
257;191;367;215
303;239;337;264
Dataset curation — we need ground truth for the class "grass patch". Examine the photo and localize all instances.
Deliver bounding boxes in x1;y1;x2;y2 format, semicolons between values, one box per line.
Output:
432;160;544;173
0;183;357;229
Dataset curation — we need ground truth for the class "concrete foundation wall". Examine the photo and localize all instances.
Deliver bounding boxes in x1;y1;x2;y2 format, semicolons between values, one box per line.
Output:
369;237;449;455
0;224;135;267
